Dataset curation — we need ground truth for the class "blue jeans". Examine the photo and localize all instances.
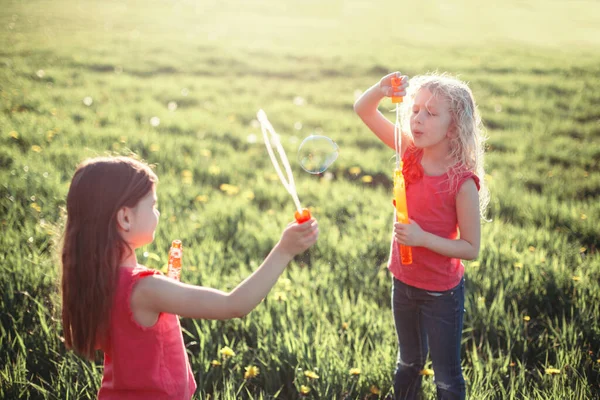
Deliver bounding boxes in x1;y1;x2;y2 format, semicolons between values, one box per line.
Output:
392;277;466;400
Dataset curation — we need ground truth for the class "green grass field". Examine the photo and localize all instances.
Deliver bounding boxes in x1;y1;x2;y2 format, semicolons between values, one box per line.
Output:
1;0;600;398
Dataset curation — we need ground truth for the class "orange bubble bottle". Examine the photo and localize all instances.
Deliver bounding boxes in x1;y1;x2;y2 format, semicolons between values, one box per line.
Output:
167;240;182;281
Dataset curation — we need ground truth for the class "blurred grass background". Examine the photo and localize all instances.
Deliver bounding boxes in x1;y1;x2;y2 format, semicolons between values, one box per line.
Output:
1;0;599;398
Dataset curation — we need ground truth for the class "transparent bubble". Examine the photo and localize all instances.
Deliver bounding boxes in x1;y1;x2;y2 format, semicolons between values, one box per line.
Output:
297;135;339;174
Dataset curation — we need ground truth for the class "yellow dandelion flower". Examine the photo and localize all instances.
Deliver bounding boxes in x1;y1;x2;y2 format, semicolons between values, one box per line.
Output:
211;360;221;367
514;262;523;269
523;316;531;322
181;170;193;178
342;322;349;330
349;166;361;175
580;247;586;253
195;195;209;203
10;131;19;139
349;368;361;376
243;190;255;200
419;368;434;376
31;145;42;153
528;246;535;252
208;165;220;175
370;385;380;395
580;213;587;220
30;203;41;212
597;359;600;364
361;175;373;183
244;365;259;379
470;261;480;268
545;368;561;375
119;136;127;143
149;143;160;152
219;183;240;195
200;149;212;157
219;346;235;358
304;371;319;380
572;276;581;282
299;385;311;395
267;209;275;215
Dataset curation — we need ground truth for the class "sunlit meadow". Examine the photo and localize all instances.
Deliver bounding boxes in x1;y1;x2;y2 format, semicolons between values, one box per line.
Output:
1;0;599;398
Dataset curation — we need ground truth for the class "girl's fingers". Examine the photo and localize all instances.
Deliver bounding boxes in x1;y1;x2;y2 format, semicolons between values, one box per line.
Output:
385;71;401;80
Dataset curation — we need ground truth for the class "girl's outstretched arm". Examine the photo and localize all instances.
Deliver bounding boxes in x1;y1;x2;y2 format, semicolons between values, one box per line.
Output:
354;72;411;155
131;219;318;323
394;179;480;260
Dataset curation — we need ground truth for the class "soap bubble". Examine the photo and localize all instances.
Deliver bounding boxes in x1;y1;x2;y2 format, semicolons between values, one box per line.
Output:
297;135;339;174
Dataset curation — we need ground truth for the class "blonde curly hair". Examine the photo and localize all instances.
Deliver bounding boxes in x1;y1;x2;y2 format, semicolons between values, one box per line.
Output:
400;72;490;219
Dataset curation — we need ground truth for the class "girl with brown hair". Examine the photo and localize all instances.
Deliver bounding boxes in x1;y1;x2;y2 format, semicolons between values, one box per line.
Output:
61;156;319;399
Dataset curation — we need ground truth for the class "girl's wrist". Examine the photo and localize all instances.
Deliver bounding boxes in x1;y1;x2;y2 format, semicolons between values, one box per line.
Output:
371;82;386;98
420;231;432;249
272;243;295;263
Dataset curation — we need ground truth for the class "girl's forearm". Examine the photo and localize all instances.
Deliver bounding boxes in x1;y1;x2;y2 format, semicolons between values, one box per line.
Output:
354;83;385;116
421;232;479;260
226;244;293;317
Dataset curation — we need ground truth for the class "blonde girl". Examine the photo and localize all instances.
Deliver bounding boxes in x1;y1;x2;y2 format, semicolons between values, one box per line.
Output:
354;72;488;400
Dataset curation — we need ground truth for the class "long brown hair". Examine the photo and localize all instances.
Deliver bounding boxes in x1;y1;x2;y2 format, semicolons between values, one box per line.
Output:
61;156;158;359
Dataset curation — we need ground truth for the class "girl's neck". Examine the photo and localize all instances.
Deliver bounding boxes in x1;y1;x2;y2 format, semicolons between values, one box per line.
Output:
421;144;452;176
120;249;138;268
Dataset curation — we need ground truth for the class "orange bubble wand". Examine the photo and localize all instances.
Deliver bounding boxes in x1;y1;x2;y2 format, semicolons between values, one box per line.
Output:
391;76;412;264
257;109;311;224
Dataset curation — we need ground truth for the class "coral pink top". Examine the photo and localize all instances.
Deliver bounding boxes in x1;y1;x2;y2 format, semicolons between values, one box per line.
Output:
388;146;480;291
98;266;196;400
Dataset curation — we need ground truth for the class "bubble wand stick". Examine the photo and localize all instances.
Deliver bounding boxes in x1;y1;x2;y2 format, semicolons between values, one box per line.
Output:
391;76;413;265
257;109;311;224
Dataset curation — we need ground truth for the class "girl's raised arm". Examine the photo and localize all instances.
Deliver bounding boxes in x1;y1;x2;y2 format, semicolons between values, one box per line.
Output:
354;72;411;155
131;219;318;322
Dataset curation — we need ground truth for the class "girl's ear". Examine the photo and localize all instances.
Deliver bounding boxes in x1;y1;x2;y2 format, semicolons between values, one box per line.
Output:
446;124;458;139
116;207;131;232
